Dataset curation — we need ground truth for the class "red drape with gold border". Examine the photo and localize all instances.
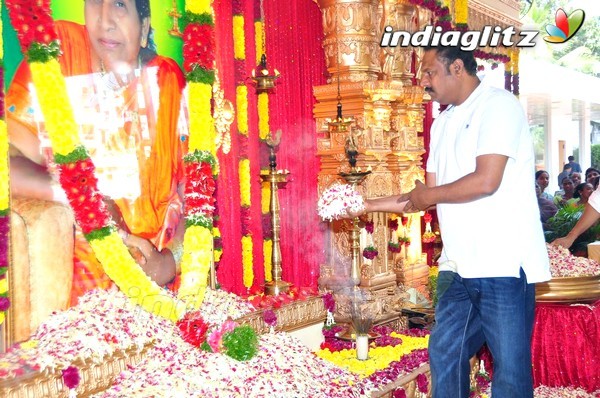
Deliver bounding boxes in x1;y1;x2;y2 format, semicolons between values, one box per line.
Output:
213;0;434;293
214;0;329;294
262;0;327;289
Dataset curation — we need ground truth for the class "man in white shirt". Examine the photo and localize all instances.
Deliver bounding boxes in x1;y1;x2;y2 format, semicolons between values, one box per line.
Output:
355;45;550;397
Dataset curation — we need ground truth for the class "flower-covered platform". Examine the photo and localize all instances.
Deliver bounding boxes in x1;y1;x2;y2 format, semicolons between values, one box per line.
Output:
0;289;432;397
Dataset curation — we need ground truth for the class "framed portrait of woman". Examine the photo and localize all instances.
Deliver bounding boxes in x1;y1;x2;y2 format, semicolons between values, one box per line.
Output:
3;0;188;348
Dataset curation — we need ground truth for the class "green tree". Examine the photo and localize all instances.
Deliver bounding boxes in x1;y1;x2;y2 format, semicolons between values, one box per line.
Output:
591;144;600;169
522;0;600;76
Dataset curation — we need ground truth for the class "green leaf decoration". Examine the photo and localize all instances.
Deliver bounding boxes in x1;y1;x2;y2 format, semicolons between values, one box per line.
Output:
186;67;215;85
27;41;61;63
200;340;213;352
184;150;217;166
84;226;114;242
54;146;90;164
185;215;213;229
222;325;258;361
180;12;214;31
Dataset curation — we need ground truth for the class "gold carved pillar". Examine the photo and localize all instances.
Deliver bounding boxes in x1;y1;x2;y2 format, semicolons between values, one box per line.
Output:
379;0;417;84
315;0;428;305
318;0;380;82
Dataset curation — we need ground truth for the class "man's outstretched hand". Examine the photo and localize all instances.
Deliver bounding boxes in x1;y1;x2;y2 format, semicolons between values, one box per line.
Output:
398;180;431;213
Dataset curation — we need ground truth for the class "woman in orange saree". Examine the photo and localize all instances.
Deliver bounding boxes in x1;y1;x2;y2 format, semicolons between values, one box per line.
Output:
7;0;186;305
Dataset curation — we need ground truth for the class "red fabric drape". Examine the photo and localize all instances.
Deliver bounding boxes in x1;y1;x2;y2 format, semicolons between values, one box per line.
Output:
262;1;327;289
214;0;244;294
531;301;600;392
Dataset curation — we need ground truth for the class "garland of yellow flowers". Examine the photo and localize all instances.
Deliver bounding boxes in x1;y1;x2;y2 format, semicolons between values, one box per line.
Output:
0;14;11;325
511;47;520;96
233;0;254;290
454;0;468;28
255;0;273;282
5;0;185;321
317;332;428;378
178;0;218;309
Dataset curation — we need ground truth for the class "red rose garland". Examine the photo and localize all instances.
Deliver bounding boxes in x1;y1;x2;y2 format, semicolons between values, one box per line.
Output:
177;1;219;308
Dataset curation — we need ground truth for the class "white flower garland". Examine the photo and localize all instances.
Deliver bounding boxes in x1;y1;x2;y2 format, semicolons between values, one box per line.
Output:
317;183;365;221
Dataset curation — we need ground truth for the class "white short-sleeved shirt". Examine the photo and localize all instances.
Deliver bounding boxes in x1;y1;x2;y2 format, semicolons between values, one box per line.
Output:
427;83;551;283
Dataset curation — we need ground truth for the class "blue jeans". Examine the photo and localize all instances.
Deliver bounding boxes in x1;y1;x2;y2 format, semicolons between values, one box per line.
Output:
429;269;536;398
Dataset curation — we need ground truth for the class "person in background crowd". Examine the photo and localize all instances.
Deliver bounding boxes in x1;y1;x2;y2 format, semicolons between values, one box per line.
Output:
536;183;558;229
348;44;550;398
556;163;572;187
585;167;600;185
570;171;582;187
535;170;553;201
553;177;576;208
573;182;594;208
567;155;582;173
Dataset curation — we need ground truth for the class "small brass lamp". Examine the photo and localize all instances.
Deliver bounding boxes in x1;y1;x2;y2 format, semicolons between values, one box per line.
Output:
251;54;280;93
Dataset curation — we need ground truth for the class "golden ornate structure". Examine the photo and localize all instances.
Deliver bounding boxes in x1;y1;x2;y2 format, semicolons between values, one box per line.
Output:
315;0;428;311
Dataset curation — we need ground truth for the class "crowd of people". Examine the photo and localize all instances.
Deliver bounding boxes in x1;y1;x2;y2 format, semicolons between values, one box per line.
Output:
535;166;600;224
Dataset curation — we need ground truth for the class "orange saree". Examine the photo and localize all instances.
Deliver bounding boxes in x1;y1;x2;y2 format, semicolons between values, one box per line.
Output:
7;21;187;304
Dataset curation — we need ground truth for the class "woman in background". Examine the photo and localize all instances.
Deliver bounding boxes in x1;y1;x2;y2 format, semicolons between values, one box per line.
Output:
535;170;553;201
573;182;594;208
554;177;576;208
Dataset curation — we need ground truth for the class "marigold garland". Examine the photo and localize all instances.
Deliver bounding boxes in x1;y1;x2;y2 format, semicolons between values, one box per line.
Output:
178;0;219;309
1;13;11;325
236;86;249;134
317;332;429;378
511;48;520;96
0;123;8;212
0;22;9;324
454;0;468;27
5;0;186;321
254;0;273;282
233;15;246;60
233;0;256;290
257;93;270;140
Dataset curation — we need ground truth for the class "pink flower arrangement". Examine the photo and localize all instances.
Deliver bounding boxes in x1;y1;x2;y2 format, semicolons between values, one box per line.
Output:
322;292;336;313
207;320;238;353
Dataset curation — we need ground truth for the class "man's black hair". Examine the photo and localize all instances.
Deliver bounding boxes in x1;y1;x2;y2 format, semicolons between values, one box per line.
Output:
424;43;478;76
